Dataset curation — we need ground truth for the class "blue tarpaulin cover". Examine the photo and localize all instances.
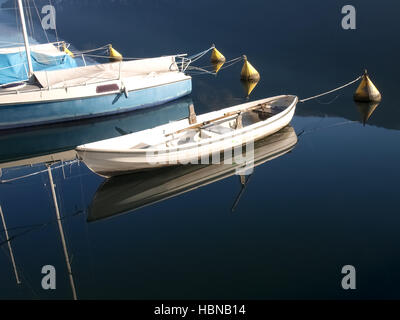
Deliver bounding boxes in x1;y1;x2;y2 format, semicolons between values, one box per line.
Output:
0;46;77;84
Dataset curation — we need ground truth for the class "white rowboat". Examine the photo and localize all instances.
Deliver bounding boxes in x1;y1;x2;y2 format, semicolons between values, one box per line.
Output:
76;95;298;177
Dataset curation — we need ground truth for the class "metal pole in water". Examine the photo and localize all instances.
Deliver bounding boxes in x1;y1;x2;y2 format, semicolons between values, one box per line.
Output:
17;0;34;78
0;205;21;284
47;166;78;300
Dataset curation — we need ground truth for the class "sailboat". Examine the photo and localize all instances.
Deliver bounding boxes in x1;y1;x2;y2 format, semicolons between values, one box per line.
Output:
0;0;192;130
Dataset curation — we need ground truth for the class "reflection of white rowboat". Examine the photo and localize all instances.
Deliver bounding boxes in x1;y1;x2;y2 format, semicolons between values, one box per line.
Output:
76;95;298;177
88;125;298;222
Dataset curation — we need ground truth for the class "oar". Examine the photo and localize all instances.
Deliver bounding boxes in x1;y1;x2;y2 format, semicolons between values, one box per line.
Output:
165;98;280;137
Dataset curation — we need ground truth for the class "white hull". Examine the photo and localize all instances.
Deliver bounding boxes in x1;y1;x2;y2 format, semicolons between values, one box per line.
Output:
77;95;298;177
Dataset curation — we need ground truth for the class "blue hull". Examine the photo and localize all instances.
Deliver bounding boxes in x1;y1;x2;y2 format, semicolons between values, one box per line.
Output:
0;78;192;130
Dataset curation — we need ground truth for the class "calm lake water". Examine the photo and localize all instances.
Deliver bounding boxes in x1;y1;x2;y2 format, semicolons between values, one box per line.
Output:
1;0;400;299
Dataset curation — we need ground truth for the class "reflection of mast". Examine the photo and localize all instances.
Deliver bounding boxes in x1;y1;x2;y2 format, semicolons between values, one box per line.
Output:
47;166;77;300
0;205;21;284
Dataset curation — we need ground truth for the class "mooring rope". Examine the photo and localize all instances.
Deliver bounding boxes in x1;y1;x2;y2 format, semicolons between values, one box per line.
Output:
299;75;362;103
316;94;341;105
297;119;357;140
192;56;243;71
70;44;110;55
185;56;244;75
187;46;215;63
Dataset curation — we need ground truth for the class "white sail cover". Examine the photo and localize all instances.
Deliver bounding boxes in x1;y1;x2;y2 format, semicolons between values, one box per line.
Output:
34;56;179;89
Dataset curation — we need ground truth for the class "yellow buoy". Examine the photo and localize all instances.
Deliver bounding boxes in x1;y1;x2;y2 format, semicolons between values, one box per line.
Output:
210;45;226;63
109;44;123;62
353;70;381;102
240;55;260;81
240;79;259;97
62;43;74;58
211;61;224;74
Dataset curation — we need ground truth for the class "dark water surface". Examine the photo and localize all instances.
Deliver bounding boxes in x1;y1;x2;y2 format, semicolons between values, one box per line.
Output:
0;0;400;299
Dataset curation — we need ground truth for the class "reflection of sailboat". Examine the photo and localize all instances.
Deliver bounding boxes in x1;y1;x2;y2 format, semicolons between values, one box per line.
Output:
0;163;78;298
88;125;297;222
0;150;76;172
0;164;78;299
354;101;380;126
0;97;192;164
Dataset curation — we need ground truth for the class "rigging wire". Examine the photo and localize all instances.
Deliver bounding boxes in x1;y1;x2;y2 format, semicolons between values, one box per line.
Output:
26;0;35;40
0;232;40;298
32;0;50;44
0;208;84;247
48;0;58;43
14;0;21;43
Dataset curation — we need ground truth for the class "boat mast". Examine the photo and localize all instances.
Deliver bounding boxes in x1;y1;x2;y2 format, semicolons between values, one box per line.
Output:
17;0;34;78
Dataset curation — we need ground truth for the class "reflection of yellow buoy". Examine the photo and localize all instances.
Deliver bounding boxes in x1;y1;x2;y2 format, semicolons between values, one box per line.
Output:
354;101;380;126
62;43;74;58
109;44;123;62
240;55;260;81
240;79;259;97
354;70;381;102
210;45;226;63
211;61;224;74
